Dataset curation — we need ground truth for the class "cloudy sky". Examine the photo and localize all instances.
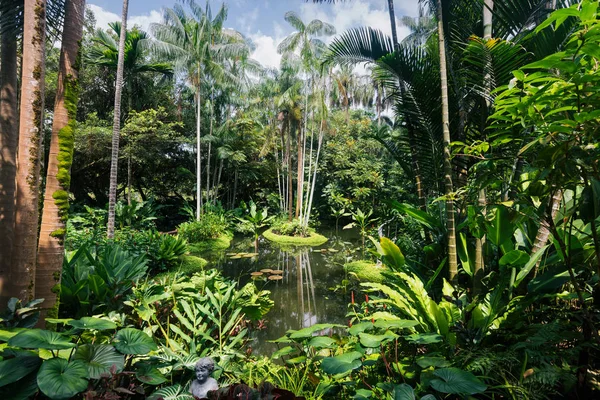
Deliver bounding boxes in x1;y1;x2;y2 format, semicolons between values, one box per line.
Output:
87;0;421;69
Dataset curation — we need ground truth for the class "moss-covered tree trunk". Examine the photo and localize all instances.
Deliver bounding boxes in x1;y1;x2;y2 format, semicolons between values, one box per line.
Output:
0;15;19;305
36;0;85;323
10;0;46;302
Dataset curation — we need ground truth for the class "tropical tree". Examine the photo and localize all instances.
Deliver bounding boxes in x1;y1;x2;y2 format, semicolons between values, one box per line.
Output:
87;22;173;204
36;0;86;321
106;0;129;239
151;1;250;220
9;0;47;302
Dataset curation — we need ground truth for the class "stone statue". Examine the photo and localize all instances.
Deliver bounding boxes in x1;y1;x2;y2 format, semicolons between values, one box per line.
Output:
190;358;219;399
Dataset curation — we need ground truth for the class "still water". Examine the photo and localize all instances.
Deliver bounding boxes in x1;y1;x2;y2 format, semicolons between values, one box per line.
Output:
201;229;362;355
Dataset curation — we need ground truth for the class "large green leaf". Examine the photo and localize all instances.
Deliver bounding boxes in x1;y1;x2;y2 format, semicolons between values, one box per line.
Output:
486;206;513;247
288;324;344;339
392;384;415;400
37;358;88;400
0;355;41;387
359;331;397;348
499;250;529;267
321;351;363;375
380;237;405;270
0;370;39;400
308;336;337;349
8;329;75;350
514;245;549;287
73;344;124;379
113;328;157;355
135;366;167;385
69;317;116;331
388;201;441;230
430;368;486;395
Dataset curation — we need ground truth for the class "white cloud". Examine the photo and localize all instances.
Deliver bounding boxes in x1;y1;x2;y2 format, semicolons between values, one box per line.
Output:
299;0;412;43
249;32;282;69
87;4;162;34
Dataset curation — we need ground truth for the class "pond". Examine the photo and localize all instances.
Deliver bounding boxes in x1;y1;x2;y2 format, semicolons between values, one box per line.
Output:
200;228;364;356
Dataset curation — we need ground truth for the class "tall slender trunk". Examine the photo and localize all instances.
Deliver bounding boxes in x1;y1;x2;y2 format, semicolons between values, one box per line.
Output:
295;121;305;219
304;119;324;227
126;80;132;205
216;158;223;203
0;20;19;304
10;0;47;302
106;0;129;239
196;77;203;220
37;0;85;322
436;0;458;282
387;0;399;49
286;119;293;221
474;0;493;295
206;89;213;205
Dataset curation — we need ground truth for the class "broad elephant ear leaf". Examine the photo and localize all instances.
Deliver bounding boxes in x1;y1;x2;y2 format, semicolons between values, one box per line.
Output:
0;354;41;387
37;358;88;400
113;328;157;355
321;351;363;376
8;329;75;350
73;344;124;379
148;384;195;400
69;317;117;331
430;367;486;395
392;383;415;400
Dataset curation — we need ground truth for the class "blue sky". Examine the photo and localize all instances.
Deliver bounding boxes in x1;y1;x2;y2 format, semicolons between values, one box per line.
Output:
88;0;420;68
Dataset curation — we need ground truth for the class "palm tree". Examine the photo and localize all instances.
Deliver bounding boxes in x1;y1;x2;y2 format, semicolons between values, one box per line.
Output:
106;0;129;239
0;0;21;303
9;0;47;302
278;11;334;221
151;1;249;220
87;22;173;204
36;0;86;322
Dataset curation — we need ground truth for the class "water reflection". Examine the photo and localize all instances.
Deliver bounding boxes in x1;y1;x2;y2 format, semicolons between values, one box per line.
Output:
207;232;359;355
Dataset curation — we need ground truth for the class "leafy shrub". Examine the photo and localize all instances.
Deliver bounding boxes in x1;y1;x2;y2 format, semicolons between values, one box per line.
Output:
270;218;310;237
59;244;148;318
0;315;158;400
178;212;229;242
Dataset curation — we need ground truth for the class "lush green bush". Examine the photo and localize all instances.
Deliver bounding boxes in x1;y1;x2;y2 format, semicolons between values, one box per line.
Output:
270;218;309;237
178;212;229;242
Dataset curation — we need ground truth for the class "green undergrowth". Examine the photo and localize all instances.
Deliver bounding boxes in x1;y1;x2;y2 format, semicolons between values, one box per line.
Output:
344;260;388;283
156;255;208;279
188;232;233;253
263;228;328;246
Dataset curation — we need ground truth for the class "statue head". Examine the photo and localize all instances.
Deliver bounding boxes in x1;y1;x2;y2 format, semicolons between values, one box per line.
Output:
194;357;215;383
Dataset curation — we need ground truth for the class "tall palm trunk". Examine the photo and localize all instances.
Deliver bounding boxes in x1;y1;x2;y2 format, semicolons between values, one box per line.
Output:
295;121;305;219
196;79;203;220
473;0;494;295
0;19;19;304
387;0;399;49
10;0;47;302
286;118;293;221
531;190;562;276
106;0;129;239
37;0;85;322
435;0;458;282
206;90;213;205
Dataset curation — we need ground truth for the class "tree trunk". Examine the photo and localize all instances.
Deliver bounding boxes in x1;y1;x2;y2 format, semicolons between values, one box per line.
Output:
196;79;203;220
304;119;324;227
474;0;493;295
286;118;293;221
295;121;304;219
531;190;562;276
206;90;213;205
36;0;85;322
10;0;47;302
387;0;399;49
106;0;129;239
0;19;19;304
436;0;458;283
